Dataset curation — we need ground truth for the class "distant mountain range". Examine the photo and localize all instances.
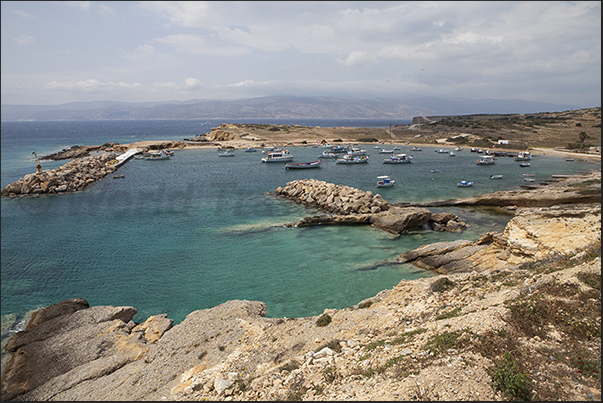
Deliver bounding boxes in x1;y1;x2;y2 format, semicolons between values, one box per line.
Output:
0;95;581;121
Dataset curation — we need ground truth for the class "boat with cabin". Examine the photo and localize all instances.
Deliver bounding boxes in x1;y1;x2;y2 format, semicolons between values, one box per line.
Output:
514;151;532;161
383;154;413;164
376;175;395;187
261;150;294;163
335;155;369;164
476;155;496;165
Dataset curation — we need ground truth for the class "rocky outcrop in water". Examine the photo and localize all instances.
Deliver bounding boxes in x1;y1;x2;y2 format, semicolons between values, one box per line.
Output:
275;179;468;235
1;154;119;197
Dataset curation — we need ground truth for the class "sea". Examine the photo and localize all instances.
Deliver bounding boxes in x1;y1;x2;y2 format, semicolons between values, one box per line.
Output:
1;118;599;341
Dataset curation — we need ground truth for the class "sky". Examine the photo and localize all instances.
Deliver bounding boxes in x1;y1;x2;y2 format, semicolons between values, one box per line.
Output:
1;1;601;108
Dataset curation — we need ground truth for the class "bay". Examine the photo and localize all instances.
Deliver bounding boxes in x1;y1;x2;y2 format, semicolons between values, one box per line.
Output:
1;119;598;339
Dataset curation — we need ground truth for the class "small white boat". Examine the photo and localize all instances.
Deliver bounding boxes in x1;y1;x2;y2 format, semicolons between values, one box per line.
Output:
378;149;396;154
285;160;322;169
519;162;531;167
262;150;294;163
457;180;474;187
320;151;338;158
244;147;257;152
383;154;413;164
449;151;456;157
515;151;532;161
523;178;536;182
336;155;369;164
218;149;235;157
410;146;423;151
436;149;449;153
489;174;503;180
143;150;171;160
476;155;496;165
523;173;535;177
454;146;463;151
376;175;395;188
430;169;439;173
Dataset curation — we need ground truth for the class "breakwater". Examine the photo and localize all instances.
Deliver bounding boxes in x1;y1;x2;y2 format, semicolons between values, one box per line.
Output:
1;153;119;197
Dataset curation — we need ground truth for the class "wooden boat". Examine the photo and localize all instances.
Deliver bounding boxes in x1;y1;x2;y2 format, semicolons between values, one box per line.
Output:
383;154;413;164
285;160;322;169
335;155;369;164
376;175;395;187
457;180;474;187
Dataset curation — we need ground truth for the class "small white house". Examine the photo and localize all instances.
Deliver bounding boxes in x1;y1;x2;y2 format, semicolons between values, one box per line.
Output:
498;140;510;145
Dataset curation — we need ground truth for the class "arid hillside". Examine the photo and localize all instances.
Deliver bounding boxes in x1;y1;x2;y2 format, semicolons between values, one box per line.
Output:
196;107;601;153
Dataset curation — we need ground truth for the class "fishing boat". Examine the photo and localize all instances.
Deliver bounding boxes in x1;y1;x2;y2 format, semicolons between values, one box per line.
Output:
519;162;531;167
335;155;369;164
244;147;257;152
454;146;463;151
457;180;474;187
143;150;171;160
376;175;395;187
262;150;294;162
285;160;322;169
320;151;338;158
383;154;413;164
476;155;496;165
436;148;449;153
515;151;532;161
410;146;423;151
489;174;503;180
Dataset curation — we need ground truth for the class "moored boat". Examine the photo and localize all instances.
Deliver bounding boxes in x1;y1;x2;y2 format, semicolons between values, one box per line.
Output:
457;180;474;187
489;174;503;179
519;162;531;167
335;155;369;164
218;149;235;157
515;151;532;161
376;175;395;187
383;154;413;164
410;146;423;151
262;150;294;162
285;160;322;169
476;155;496;165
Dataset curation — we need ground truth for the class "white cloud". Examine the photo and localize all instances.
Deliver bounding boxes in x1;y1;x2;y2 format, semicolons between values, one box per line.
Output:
62;1;91;11
15;34;35;45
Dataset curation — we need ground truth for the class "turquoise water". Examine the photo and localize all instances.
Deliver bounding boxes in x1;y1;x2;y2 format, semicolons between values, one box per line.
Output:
2;120;599;335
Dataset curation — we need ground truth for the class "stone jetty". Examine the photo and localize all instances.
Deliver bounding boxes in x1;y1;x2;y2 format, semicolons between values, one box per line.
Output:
274;179;468;235
1;153;119;197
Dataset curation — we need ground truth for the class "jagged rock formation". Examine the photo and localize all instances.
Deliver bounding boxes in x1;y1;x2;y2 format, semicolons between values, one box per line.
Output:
275;179;468;235
1;154;120;197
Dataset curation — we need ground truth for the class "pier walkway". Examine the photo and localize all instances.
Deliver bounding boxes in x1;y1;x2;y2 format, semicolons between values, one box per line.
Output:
115;148;142;167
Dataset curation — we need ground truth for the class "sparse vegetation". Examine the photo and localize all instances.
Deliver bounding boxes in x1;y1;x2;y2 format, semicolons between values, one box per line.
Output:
316;313;332;327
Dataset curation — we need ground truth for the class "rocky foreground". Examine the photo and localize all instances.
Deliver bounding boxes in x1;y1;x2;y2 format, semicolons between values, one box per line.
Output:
1;172;600;401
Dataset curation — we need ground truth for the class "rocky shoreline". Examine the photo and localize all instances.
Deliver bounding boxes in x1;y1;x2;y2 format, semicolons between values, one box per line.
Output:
1;171;600;401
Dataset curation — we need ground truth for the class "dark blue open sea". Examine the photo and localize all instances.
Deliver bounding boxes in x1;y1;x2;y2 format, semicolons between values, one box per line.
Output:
2;119;599;339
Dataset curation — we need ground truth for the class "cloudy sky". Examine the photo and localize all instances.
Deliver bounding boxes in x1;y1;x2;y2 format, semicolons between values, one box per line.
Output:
1;1;600;107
